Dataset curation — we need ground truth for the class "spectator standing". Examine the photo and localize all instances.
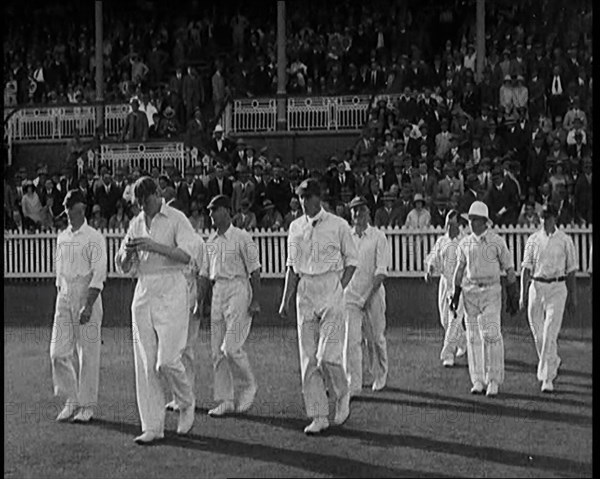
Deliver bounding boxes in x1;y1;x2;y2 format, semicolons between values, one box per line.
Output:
121;98;149;142
212;60;227;117
183;66;204;121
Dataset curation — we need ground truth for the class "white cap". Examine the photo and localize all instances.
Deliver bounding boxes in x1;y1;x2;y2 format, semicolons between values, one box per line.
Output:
468;201;489;220
214;124;224;133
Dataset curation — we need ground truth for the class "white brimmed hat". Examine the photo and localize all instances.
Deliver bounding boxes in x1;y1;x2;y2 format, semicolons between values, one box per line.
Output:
467;201;489;220
214;124;224;133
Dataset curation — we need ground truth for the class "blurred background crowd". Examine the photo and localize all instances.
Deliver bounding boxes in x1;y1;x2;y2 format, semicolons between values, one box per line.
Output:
3;0;593;231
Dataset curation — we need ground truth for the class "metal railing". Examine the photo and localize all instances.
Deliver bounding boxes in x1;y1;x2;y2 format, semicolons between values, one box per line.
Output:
4;226;593;280
5;104;129;142
99;142;187;175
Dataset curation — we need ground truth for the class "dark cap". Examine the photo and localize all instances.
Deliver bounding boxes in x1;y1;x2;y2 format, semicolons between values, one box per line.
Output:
348;196;368;210
540;204;558;218
295;178;321;197
207;194;231;210
62;189;87;208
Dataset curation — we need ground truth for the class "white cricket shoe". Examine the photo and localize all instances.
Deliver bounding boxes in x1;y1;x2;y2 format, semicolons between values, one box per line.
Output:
372;379;386;391
177;402;196;435
456;347;467;358
134;431;164;445
208;400;235;417
470;381;485;394
541;380;554;393
442;359;454;367
486;381;499;397
236;386;257;413
304;417;329;435
72;407;94;423
165;400;179;411
333;391;350;425
56;401;79;422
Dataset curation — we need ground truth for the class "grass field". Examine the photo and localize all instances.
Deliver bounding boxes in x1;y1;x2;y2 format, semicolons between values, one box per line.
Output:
4;324;593;478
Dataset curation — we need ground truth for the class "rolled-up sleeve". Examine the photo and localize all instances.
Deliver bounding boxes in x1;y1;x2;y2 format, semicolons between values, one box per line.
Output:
374;232;390;277
565;235;578;274
425;237;442;273
115;223;135;275
521;235;537;271
340;222;359;269
88;230;108;291
174;213;197;257
498;237;515;272
240;230;261;275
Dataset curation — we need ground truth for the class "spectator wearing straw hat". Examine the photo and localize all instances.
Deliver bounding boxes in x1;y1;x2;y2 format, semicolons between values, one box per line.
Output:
259;199;283;231
209;124;231;163
404;193;431;228
157;106;181;140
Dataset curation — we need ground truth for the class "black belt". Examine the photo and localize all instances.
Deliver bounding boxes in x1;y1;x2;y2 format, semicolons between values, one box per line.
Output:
532;276;566;283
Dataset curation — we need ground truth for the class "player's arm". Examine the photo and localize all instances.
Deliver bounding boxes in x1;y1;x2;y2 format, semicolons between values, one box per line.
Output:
339;222;359;289
450;242;467;311
520;236;535;309
279;267;299;318
115;228;137;274
565;236;578;312
363;232;390;306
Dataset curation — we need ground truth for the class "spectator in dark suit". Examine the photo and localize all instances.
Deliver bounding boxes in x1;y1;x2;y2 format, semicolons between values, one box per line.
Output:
526;134;548;192
95;172;121;221
573;159;592;224
373;192;398;227
207;163;234;200
483;168;520;225
430;198;451;228
328;159;356;201
177;170;205;216
547;65;568;119
458;174;481;214
552;183;575;226
481;121;506;159
411;160;437;201
208;124;232;164
266;164;291;216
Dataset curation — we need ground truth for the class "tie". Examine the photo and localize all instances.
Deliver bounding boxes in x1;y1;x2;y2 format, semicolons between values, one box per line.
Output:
372;71;376;86
484;174;489;189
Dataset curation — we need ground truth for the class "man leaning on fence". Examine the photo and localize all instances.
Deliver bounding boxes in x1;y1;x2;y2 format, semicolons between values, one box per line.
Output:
51;189;107;423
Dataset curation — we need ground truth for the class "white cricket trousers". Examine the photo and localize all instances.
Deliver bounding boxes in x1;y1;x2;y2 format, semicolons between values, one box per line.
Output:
132;272;194;434
297;271;349;419
438;276;467;361
50;276;102;408
462;284;504;386
527;281;568;382
344;286;387;394
210;277;256;403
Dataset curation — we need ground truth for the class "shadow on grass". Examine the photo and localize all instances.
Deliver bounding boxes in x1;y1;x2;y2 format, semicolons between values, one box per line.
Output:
234;412;592;478
372;387;591;427
90;418;450;478
504;359;592;379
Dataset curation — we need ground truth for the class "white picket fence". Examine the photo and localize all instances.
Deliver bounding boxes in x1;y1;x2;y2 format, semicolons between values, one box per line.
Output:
4;226;592;280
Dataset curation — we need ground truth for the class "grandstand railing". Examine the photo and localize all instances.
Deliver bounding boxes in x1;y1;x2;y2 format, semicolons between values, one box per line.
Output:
5;104;129;142
4;226;593;280
99;142;188;175
6;93;464;140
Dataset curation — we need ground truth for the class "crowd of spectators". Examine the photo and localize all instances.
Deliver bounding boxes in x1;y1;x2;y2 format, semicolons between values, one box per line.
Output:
3;0;593;232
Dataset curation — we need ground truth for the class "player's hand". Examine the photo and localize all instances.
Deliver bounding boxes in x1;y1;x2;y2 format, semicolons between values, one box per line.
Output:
424;271;431;283
248;299;261;317
279;299;292;320
79;304;92;324
128;237;159;253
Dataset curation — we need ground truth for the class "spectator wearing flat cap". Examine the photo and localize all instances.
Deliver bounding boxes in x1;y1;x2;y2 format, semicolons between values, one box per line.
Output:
231;138;247;171
232;163;256;214
373;192;399;228
232;198;257;231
